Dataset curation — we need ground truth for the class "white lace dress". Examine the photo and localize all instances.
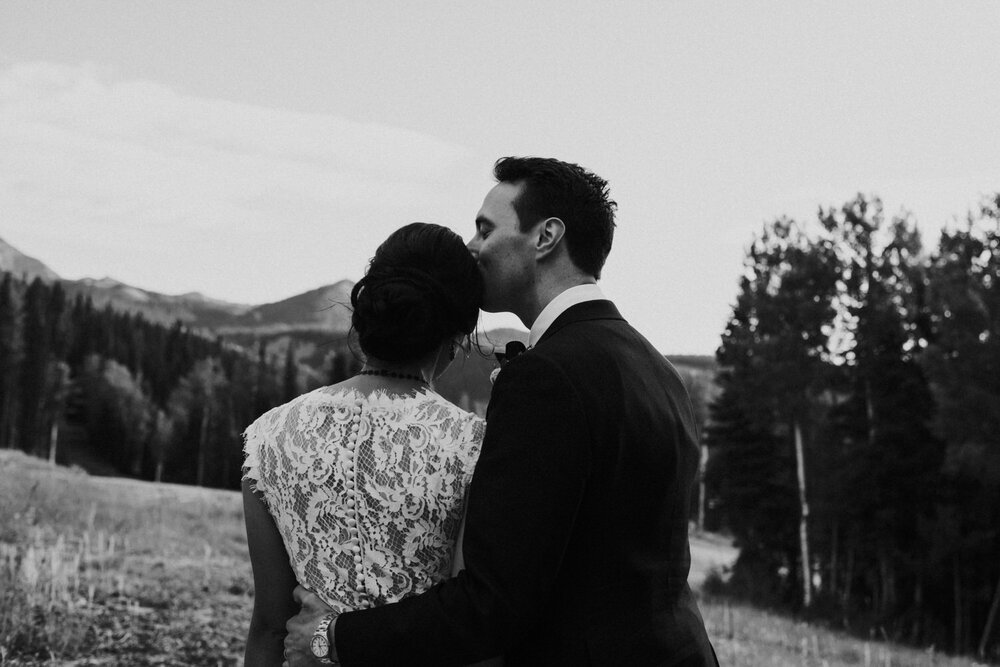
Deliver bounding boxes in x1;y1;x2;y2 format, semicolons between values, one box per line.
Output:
242;386;485;614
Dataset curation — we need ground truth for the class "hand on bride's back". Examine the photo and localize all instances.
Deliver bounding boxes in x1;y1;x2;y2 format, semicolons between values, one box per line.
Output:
284;586;336;666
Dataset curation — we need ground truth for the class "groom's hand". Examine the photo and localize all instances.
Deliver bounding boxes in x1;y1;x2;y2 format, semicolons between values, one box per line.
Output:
284;586;337;666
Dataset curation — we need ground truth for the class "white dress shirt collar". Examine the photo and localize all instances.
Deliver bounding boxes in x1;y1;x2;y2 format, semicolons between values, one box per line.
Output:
528;284;606;348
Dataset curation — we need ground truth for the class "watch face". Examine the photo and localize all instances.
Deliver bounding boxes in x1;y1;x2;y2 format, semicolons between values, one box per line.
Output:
311;633;330;658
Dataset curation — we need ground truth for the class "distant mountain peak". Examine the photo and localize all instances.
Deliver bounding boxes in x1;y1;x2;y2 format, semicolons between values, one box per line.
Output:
1;235;360;337
177;291;252;310
0;236;61;283
81;276;124;289
218;280;356;335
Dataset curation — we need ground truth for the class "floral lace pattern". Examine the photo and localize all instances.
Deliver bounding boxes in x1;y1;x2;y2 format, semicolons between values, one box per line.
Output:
243;386;484;613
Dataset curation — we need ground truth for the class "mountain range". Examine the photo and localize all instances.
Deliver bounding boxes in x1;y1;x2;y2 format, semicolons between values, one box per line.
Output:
0;236;713;387
0;236;355;337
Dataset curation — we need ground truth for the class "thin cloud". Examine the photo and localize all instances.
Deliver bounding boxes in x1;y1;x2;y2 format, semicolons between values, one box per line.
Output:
0;61;483;302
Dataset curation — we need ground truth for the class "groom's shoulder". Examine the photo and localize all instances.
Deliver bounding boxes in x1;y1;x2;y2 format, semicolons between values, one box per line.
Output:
538;312;638;355
534;316;671;377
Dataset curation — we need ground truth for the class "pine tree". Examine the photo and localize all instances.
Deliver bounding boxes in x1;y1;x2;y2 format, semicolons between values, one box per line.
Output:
18;279;50;455
709;217;840;607
253;340;275;417
706;373;797;603
0;274;24;448
172;357;230;486
817;198;945;623
282;341;299;402
921;196;1000;656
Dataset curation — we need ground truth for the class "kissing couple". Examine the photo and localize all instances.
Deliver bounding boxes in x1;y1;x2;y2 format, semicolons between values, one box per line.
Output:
242;157;719;666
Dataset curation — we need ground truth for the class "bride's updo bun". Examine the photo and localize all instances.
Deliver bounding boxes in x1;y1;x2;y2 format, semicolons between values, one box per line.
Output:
351;223;482;364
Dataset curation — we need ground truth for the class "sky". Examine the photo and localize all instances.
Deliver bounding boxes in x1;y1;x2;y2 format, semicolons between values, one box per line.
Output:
1;1;999;354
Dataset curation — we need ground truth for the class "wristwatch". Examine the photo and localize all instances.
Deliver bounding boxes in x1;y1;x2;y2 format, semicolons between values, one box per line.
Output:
310;612;339;665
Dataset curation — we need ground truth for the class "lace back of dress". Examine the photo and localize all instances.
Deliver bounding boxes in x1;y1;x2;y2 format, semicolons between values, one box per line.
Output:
242;387;484;611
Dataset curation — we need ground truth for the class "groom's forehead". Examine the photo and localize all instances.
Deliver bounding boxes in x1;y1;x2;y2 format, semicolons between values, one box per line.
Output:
478;182;523;222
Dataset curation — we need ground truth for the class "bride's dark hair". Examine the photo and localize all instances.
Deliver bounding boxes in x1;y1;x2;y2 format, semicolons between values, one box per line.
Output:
351;223;482;364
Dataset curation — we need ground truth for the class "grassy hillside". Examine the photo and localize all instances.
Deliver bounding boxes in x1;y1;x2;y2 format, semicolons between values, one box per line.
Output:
0;450;983;666
1;451;250;665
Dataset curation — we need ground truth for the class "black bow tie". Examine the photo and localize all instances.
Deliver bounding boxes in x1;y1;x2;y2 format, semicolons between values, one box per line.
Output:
496;341;527;366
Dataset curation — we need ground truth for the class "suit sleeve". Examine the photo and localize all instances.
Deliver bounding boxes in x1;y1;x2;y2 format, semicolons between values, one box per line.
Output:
335;353;592;665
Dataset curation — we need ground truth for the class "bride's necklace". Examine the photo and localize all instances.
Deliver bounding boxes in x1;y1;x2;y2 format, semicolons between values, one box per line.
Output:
357;368;428;385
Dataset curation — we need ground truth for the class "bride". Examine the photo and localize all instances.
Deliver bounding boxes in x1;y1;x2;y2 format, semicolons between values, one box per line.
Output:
241;223;487;665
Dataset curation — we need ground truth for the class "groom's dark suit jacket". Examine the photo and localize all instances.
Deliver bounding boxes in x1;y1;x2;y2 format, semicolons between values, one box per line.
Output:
336;300;718;666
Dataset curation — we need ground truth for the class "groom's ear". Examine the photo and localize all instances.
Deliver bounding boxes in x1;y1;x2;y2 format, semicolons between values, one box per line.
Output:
534;217;566;260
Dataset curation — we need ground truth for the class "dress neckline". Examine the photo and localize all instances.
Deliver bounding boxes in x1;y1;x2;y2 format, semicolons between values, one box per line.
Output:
316;384;440;407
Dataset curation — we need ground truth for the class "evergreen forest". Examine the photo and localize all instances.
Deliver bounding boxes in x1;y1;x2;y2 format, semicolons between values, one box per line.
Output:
705;193;1000;659
0;277;362;489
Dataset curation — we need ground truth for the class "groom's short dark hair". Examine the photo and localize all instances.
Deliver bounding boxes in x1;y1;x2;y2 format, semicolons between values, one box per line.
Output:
494;156;617;279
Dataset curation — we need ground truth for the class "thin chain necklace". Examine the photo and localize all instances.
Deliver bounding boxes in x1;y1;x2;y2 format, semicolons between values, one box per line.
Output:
357;368;428;385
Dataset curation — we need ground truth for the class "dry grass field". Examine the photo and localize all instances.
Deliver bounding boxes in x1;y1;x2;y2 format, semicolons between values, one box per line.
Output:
0;449;987;666
1;450;249;665
703;600;991;667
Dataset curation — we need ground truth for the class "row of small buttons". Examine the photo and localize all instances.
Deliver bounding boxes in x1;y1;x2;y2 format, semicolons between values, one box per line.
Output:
346;397;373;609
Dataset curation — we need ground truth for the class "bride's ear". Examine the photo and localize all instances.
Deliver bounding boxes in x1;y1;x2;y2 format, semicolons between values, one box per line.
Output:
534;217;566;260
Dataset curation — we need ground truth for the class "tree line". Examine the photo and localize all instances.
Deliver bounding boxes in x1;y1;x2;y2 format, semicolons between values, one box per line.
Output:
705;193;1000;659
0;276;359;488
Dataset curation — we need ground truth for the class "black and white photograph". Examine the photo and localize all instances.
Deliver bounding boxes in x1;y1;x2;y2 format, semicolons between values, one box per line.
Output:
1;2;998;665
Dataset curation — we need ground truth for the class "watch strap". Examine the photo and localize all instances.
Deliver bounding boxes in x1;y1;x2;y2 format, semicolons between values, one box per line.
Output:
312;612;338;665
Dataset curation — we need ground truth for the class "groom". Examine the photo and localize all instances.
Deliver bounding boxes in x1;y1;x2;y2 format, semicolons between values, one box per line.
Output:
285;157;718;665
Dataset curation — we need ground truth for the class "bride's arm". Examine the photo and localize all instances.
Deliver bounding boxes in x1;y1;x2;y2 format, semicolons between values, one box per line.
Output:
450;499;469;577
242;480;298;667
